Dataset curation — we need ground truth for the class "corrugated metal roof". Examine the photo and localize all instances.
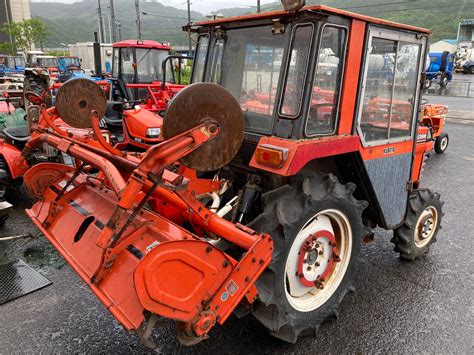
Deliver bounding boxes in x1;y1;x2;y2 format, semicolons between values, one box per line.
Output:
441;39;458;45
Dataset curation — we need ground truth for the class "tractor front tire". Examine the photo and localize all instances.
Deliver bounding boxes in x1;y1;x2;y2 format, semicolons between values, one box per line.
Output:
391;189;443;260
249;174;367;343
434;132;449;154
439;74;449;87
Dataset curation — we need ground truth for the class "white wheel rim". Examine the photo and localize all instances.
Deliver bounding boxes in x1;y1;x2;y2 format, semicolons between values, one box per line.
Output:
440;137;448;151
414;206;438;248
284;209;352;312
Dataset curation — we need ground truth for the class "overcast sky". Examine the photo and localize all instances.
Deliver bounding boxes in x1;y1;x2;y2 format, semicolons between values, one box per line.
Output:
30;0;278;15
170;0;277;14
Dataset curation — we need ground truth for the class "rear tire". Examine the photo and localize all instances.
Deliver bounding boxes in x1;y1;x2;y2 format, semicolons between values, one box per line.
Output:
249;174;367;343
434;132;449;154
391;189;443;260
423;79;432;89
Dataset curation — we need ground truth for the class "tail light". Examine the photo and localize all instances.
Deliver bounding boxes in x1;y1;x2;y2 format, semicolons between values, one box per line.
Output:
255;144;288;168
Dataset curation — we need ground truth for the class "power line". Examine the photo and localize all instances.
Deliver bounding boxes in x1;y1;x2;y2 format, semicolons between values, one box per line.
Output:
367;2;474;14
141;11;190;20
340;1;417;10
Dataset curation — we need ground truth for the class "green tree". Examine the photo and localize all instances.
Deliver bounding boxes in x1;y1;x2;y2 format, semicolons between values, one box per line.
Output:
1;18;48;55
0;42;16;54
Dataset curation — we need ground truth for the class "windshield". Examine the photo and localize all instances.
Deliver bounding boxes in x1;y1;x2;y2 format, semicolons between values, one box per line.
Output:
208;26;287;134
119;47;171;84
136;48;170;82
38;58;58;68
63;57;80;67
13;56;25;68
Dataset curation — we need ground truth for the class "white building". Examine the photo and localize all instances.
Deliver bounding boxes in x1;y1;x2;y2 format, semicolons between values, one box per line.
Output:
68;42;113;72
429;39;458;53
457;19;474;48
0;0;32;44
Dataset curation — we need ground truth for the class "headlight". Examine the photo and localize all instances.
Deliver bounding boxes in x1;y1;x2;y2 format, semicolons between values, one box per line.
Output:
281;0;305;11
146;127;161;138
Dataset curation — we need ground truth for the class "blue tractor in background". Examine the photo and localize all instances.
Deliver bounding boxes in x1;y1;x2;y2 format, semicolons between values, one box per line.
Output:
424;51;454;89
57;56;87;82
0;55;25;76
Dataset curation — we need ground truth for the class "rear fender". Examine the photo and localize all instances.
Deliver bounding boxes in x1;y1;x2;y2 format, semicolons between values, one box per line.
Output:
0;140;29;179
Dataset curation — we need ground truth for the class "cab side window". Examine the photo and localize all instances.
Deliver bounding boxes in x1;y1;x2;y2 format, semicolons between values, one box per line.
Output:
358;32;422;144
192;35;210;83
280;23;314;118
306;25;347;136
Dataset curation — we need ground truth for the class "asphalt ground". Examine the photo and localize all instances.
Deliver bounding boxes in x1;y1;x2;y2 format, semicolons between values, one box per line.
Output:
423;72;474;111
0;119;473;353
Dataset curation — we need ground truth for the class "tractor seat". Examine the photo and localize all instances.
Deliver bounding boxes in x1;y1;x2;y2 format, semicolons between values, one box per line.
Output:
103;101;123;127
2;126;30;142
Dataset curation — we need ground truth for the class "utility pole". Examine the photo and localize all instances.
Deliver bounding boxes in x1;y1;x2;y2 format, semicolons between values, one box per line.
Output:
97;0;105;43
257;0;260;13
4;0;13;51
135;0;141;39
116;21;122;41
107;15;112;43
187;0;192;55
109;0;116;42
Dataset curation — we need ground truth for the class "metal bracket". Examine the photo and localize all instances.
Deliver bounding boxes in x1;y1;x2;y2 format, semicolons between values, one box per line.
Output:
272;19;285;35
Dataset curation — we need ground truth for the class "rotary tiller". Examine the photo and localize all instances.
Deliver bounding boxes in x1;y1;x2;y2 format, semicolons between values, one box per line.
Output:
22;80;272;346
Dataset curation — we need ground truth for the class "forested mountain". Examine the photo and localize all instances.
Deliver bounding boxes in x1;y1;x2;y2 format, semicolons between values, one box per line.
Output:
31;0;474;47
31;0;203;46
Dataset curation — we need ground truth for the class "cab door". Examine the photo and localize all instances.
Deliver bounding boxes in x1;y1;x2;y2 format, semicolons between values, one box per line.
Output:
356;26;426;229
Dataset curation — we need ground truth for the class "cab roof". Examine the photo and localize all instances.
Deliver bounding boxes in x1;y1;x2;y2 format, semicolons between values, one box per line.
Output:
113;39;170;50
191;4;431;34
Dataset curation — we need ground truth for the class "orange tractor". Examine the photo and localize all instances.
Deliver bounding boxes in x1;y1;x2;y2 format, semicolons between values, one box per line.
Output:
421;102;449;154
21;3;443;347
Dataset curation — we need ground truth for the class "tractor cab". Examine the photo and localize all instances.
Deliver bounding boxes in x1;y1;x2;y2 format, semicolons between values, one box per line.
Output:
104;40;188;140
189;4;431;230
0;55;25;74
112;40;171;85
32;56;60;80
34;56;59;70
111;40;174;101
107;39;191;119
58;56;81;72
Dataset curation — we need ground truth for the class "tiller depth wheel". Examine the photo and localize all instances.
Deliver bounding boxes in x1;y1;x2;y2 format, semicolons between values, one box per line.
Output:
55;78;107;129
163;83;244;171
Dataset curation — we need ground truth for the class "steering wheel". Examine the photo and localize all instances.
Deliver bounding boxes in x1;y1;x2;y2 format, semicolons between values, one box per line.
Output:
122;99;142;110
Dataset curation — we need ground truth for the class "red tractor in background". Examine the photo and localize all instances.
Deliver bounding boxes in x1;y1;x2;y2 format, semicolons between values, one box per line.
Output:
421;102;449;154
19;3;445;348
103;39;191;148
108;39;190;112
0;39;191;200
